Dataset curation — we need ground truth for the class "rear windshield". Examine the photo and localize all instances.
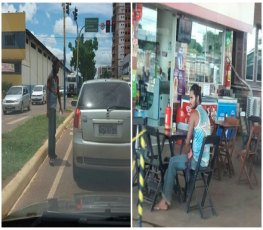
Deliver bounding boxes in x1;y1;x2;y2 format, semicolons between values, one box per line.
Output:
33;86;43;91
78;82;130;110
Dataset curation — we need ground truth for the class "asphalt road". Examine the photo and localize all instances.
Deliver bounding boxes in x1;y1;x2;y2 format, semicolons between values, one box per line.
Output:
2;97;73;133
7;120;131;216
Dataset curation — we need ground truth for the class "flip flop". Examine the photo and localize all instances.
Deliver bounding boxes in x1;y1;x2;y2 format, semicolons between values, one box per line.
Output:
153;204;168;211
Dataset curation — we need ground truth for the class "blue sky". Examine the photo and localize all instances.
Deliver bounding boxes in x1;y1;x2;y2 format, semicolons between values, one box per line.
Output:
2;2;113;71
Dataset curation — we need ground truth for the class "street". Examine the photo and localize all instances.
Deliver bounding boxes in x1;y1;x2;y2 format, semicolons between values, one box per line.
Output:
2;97;73;133
7;119;130;216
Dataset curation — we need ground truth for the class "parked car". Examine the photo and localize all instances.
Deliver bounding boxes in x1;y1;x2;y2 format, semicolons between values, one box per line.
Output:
59;86;67;97
2;85;31;114
72;79;131;182
31;85;46;104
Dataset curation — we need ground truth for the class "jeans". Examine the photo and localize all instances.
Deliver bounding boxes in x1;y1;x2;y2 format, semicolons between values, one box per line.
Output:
162;154;197;205
48;108;56;159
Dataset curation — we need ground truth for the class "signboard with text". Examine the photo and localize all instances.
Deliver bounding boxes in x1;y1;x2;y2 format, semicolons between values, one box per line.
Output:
85;18;99;32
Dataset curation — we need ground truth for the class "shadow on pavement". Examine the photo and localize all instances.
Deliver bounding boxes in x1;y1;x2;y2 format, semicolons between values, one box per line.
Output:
75;170;130;193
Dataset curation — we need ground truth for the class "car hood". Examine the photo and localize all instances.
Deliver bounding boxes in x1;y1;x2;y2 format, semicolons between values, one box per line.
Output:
4;95;22;101
4;192;130;220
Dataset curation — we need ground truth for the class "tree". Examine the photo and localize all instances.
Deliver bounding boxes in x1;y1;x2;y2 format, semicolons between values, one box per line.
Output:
102;69;112;79
68;34;98;81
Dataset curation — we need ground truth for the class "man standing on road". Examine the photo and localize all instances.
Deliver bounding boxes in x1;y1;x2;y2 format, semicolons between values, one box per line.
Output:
47;58;63;165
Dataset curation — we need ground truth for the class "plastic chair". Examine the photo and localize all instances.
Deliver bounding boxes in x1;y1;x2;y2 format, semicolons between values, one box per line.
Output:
238;124;261;189
143;126;168;211
186;135;220;218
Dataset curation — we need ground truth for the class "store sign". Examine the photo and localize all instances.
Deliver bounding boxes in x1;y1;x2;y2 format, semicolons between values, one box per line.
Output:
2;63;15;72
135;3;142;21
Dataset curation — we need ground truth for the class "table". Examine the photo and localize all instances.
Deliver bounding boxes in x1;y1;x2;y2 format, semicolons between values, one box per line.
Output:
214;120;239;179
158;126;187;157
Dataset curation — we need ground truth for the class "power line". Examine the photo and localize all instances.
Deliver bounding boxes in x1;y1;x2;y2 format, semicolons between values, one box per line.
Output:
36;35;113;39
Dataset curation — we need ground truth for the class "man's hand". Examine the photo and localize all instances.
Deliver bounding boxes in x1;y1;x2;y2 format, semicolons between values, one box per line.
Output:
59;106;63;114
187;149;193;160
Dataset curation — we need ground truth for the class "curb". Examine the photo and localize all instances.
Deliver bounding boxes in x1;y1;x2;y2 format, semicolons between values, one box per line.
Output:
2;111;74;218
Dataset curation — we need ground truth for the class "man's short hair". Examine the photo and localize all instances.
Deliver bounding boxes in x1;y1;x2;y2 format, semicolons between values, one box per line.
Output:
190;83;202;104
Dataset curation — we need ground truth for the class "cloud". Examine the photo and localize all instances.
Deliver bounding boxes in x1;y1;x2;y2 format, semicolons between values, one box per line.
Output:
1;3;16;13
35;34;57;48
18;3;38;22
53;16;77;36
46;46;72;69
74;3;112;16
95;49;112;67
45;11;50;19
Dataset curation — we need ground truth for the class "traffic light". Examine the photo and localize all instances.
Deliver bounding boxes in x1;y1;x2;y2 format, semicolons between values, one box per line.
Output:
73;7;78;21
65;3;71;15
106;20;110;33
111;19;116;33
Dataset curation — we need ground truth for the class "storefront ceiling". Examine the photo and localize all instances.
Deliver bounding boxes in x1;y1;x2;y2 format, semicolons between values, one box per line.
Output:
160;3;254;33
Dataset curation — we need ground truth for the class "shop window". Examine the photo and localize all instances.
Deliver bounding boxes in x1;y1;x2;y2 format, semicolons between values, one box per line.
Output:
246;27;261;82
256;28;261;82
185;22;224;85
246;28;256;81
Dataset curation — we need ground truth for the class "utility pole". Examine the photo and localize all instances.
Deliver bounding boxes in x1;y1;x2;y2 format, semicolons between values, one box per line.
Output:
62;3;71;110
73;7;79;94
63;3;66;110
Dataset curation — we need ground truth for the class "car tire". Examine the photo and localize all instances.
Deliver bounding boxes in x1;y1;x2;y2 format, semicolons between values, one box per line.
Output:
20;103;24;113
28;103;31;111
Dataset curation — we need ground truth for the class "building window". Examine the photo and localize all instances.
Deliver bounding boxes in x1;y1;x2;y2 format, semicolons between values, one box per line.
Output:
5;34;15;46
256;28;261;82
246;27;262;82
31;42;36;49
2;32;25;48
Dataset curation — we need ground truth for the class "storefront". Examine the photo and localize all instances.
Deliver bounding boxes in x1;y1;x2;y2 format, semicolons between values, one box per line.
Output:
132;3;255;127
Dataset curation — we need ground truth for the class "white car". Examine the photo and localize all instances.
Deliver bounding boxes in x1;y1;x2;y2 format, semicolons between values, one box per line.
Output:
31;85;46;105
2;85;31;114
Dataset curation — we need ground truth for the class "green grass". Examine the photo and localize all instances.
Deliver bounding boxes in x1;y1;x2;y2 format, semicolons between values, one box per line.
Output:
2;115;65;181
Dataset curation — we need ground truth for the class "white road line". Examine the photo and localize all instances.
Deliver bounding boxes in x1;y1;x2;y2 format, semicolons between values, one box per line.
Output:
7;116;28;125
47;141;72;199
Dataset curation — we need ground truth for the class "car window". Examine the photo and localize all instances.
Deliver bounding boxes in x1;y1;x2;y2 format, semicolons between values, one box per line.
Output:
33;86;43;91
78;82;130;110
7;87;22;95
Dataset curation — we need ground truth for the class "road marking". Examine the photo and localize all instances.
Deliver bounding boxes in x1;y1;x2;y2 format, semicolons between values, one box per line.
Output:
47;141;72;199
7;116;28;125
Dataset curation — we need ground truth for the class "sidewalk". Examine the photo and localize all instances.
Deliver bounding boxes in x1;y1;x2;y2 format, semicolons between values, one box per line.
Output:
132;135;261;227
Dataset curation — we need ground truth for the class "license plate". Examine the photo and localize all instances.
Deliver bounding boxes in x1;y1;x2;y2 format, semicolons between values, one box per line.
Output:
99;124;117;136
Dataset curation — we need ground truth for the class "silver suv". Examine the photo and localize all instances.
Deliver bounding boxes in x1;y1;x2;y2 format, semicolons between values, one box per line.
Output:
72;79;131;182
2;85;31;114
